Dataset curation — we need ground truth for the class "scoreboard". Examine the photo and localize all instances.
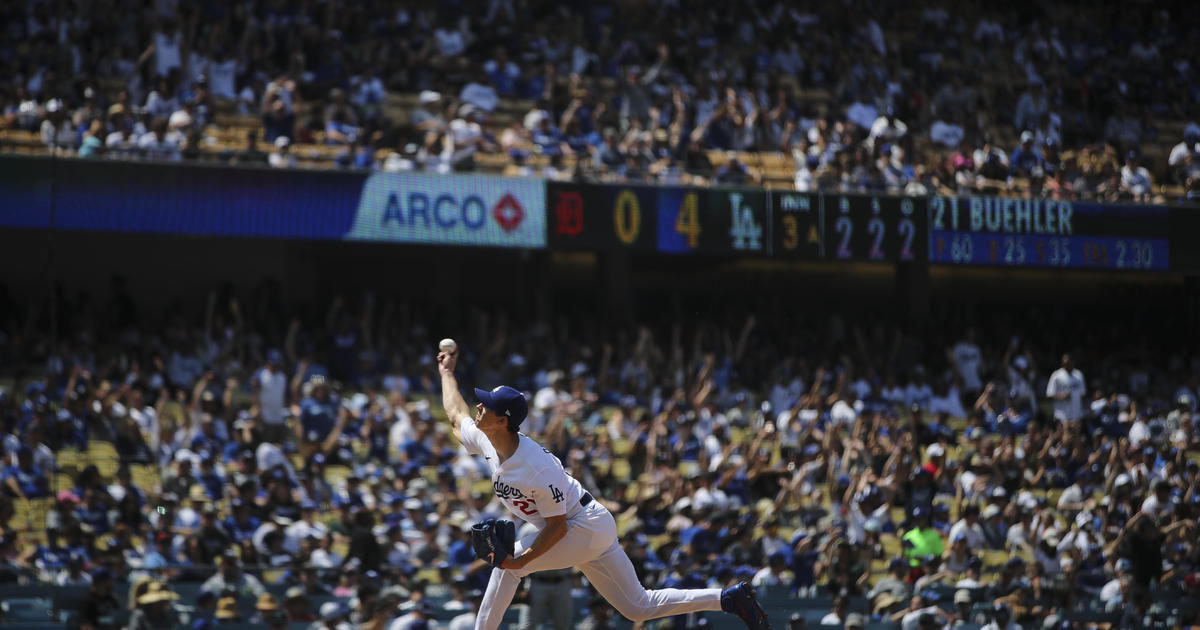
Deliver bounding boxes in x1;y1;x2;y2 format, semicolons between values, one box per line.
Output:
827;194;924;262
547;182;1172;271
771;192;823;259
928;197;1170;270
655;188;769;255
547;183;656;250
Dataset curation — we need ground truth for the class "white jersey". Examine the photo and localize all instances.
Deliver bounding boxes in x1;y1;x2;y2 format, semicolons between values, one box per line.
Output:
459;418;586;529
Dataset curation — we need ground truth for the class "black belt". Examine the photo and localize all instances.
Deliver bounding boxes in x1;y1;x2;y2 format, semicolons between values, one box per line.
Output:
580;492;593;507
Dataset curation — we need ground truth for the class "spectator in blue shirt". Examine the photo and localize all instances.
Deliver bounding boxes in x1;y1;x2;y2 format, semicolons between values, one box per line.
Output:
223;499;261;543
141;531;176;569
531;117;568;157
75;489;111;535
298;378;338;447
3;446;48;499
447;525;476;567
1010;131;1045;176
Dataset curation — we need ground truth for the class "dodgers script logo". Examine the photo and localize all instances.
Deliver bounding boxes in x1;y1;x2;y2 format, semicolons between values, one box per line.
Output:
493;479;527;500
345;173;546;247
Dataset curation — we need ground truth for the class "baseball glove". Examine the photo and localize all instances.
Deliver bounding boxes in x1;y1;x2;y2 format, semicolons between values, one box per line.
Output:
471;519;517;567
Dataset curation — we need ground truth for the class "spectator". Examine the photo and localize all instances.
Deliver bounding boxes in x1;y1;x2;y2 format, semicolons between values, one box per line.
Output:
76;567;120;630
979;602;1019;630
78;119;106;159
234;131;268;166
1045;354;1085;424
282;586;317;623
389;599;438;630
138;118;182;161
128;582;180;630
867;558;914;610
269;137;296;169
253;350;288;442
1120;152;1154;200
460;71;500;113
818;594;849;626
316;600;351;629
214;597;241;623
949;330;984;399
902;506;944;566
40;99;76;154
200;550;265;602
715;156;752;185
2;444;46;498
869;108;908;152
191;591;217;629
1009;131;1044;177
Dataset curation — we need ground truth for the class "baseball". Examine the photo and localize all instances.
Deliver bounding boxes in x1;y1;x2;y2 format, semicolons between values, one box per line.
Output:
439;338;458;354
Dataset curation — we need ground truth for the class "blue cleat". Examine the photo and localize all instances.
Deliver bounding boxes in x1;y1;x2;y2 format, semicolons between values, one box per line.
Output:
721;582;769;630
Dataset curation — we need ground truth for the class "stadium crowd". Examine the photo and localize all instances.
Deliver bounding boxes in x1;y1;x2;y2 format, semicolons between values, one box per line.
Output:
2;1;1200;202
0;282;1198;629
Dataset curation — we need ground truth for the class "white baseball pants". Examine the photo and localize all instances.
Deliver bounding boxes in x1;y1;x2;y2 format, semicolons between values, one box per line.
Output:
474;501;722;630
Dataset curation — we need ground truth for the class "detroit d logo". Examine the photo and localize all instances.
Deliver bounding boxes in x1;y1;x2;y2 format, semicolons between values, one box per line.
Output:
554;191;584;237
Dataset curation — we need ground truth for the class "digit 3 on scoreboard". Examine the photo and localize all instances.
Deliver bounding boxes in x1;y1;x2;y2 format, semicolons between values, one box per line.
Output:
772;192;822;260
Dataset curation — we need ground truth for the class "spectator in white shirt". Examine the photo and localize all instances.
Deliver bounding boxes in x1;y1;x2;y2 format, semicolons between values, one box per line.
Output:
948;504;986;549
207;51;238;101
1169;125;1200;168
1100;558;1132;603
869;108;908;152
150;20;183;78
1120;152;1153;200
818;594;849;626
40;100;76;153
1046;354;1085;423
268;136;295;168
138;118;182;161
447;105;488;168
460;71;500;112
1140;479;1173;520
949;329;984;396
795;155;818;191
253;350;288;442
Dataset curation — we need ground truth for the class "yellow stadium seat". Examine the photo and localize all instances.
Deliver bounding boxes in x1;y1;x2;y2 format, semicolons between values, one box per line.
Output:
325;465;351;486
88;441;118;459
611;459;631;482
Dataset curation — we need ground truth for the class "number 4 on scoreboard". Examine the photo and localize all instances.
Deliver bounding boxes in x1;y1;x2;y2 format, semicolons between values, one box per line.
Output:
674;192;700;248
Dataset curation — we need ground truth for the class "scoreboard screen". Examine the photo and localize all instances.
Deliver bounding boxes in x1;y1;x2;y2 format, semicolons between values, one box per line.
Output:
825;194;925;262
547;183;656;250
928;197;1170;270
770;192;823;260
655;187;769;256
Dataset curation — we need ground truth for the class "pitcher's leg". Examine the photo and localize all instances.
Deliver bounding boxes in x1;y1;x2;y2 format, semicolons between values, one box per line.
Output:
579;542;721;622
475;566;522;630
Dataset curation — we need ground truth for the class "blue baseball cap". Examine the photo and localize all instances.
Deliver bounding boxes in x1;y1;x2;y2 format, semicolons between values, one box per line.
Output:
474;386;528;427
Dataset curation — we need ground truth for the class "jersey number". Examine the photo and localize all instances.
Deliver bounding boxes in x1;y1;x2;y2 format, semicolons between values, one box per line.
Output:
512;498;538;515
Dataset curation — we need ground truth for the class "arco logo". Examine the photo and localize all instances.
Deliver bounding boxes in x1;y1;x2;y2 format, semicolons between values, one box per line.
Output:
493;194;524;233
